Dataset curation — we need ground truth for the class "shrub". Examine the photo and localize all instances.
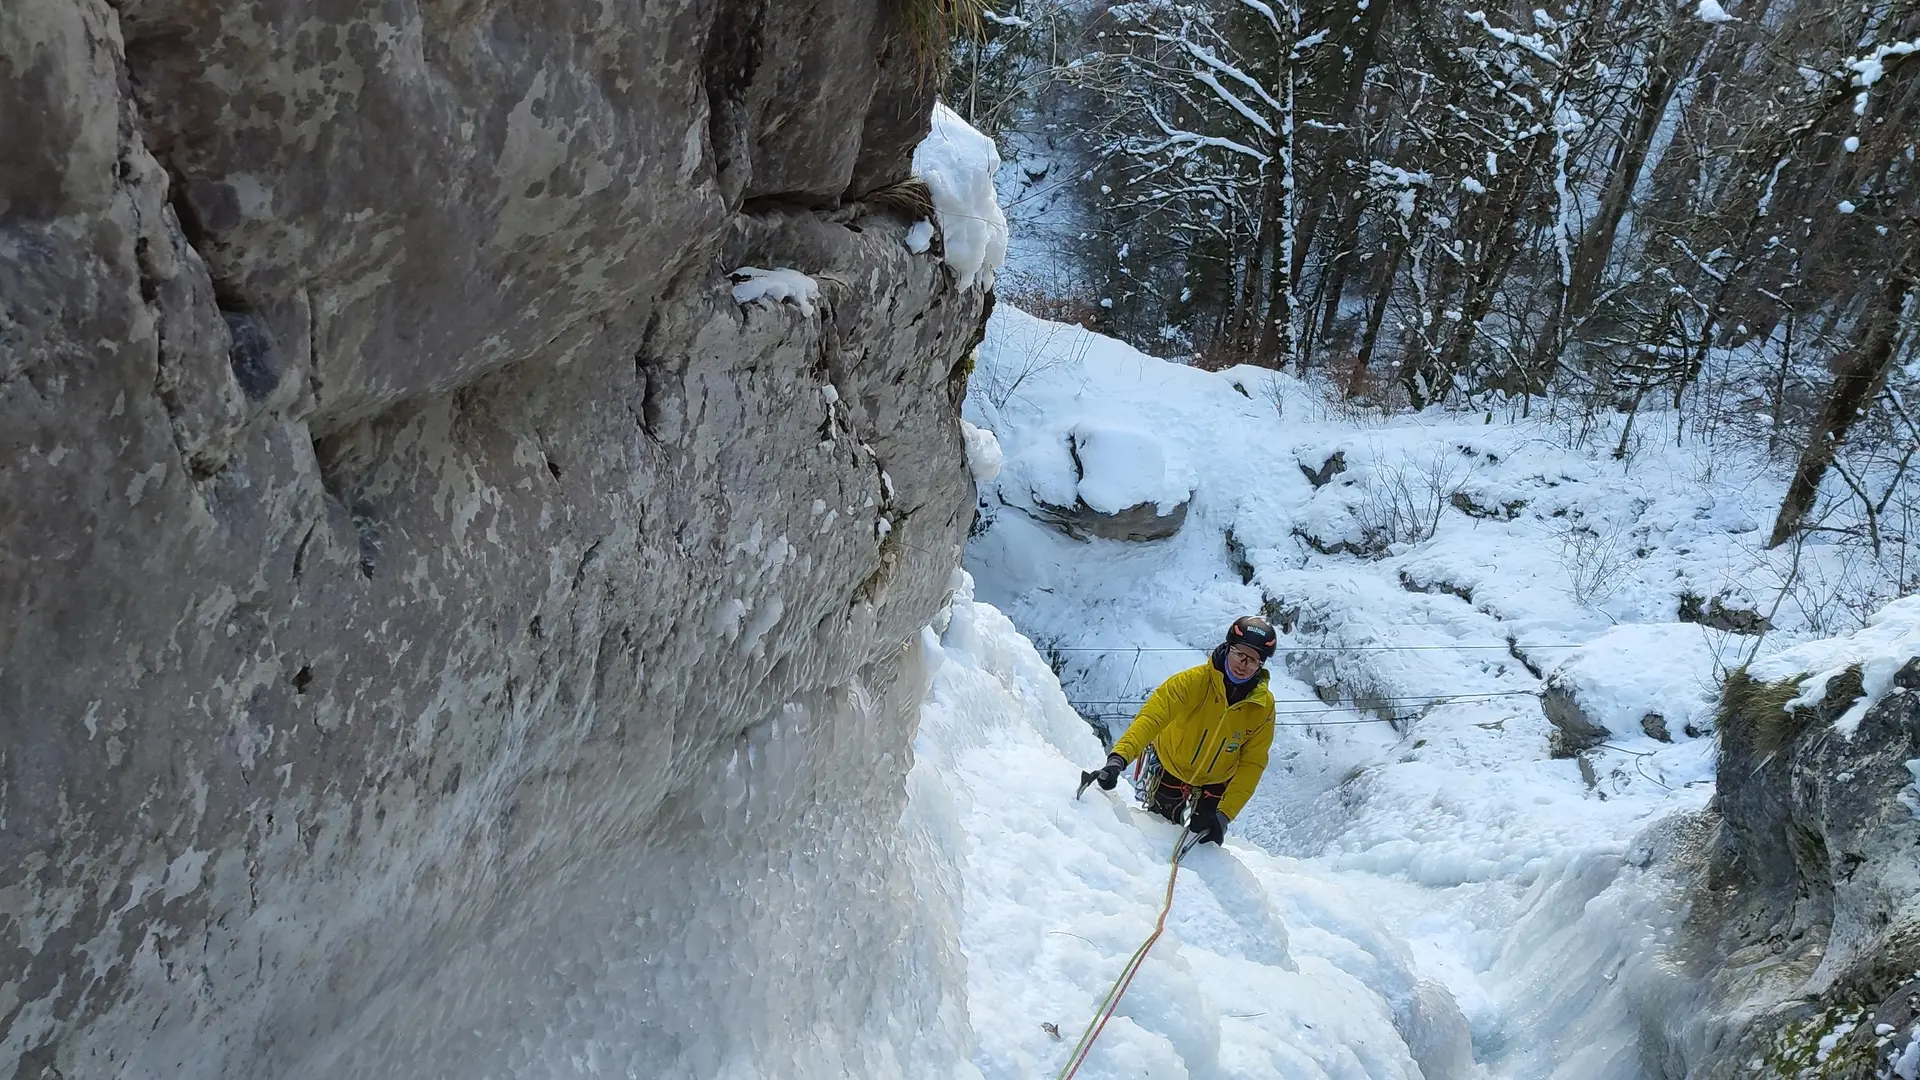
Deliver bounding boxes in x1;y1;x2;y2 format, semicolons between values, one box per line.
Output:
1350;454;1474;550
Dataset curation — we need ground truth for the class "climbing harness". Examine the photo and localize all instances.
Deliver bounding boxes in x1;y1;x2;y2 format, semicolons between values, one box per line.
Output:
1054;794;1201;1080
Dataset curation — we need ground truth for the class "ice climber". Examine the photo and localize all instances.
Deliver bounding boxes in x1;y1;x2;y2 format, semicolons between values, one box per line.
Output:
1083;616;1278;845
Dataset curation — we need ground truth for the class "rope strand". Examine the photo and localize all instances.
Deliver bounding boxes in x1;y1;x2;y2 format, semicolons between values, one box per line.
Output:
1056;814;1199;1079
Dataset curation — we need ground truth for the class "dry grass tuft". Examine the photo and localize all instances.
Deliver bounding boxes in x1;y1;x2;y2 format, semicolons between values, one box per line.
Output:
890;0;986;81
1718;663;1865;758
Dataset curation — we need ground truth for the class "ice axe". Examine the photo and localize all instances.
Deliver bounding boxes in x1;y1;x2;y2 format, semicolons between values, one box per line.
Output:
1076;754;1121;801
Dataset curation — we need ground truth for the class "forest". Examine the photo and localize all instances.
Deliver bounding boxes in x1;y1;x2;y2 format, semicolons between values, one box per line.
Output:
949;0;1918;561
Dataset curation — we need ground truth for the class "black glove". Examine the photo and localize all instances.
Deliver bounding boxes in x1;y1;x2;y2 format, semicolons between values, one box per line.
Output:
1094;752;1126;790
1189;809;1229;845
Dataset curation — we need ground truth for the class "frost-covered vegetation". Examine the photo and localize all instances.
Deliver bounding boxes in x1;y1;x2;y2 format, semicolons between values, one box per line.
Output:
946;0;1918;562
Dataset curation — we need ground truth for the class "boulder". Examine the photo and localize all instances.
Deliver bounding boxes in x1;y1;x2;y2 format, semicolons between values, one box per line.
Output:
1541;681;1612;758
1678;591;1772;635
1026;493;1190;542
1017;423;1192;542
1536;623;1726;758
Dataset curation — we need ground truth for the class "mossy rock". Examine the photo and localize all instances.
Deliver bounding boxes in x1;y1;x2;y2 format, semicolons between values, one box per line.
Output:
1718;664;1866;758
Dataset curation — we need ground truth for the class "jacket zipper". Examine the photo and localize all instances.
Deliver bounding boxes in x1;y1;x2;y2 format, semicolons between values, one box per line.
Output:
1208;700;1256;773
1189;728;1209;768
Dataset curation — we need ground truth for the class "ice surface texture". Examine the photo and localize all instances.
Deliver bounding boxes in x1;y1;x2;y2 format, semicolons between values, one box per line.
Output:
923;574;1477;1079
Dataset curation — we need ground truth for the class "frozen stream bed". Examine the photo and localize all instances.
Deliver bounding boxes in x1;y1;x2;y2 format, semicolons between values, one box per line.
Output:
938;304;1860;1078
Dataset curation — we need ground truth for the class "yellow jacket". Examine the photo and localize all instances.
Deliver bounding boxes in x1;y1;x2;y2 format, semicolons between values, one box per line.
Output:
1112;659;1275;819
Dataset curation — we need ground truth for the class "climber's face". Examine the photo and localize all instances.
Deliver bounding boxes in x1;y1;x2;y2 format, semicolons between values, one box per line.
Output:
1225;644;1263;681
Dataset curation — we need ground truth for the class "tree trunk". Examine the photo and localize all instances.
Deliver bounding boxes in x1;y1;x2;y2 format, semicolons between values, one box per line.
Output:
1316;193;1368;345
1767;264;1916;548
1256;45;1299;371
1255;158;1296;369
1525;17;1699;389
1422;166;1538;404
1230;184;1274;358
1350;239;1405;396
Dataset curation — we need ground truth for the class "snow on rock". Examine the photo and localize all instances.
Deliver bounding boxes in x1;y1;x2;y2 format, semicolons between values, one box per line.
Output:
1894;1026;1920;1078
1541;623;1737;750
912;103;1009;291
905;219;936;254
922;574;1477;1079
1071;423;1190;516
960;419;1003;484
1751;595;1920;737
730;266;819;315
1695;0;1737;22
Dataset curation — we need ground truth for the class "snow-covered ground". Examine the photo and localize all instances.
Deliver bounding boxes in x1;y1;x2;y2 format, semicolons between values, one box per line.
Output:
925;303;1891;1078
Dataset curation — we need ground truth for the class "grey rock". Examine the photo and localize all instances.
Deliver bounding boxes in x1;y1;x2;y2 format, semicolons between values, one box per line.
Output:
1641;712;1672;742
1023;494;1190;542
1291;525;1389;559
1225;526;1256;584
1678;591;1772;635
1633;659;1920;1076
1449;489;1527;520
1541;680;1611;758
1300;449;1347;488
1;1;986;1076
1398;569;1473;604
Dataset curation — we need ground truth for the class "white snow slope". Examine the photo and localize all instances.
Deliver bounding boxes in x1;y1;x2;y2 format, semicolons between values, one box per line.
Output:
939;304;1895;1078
922;576;1478;1080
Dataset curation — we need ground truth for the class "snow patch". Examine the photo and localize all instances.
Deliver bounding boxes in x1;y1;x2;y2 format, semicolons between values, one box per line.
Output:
1752;595;1920;737
905;219;936;254
1071;423;1192;515
1695;0;1736;23
730;267;819;316
960;419;1004;485
912;104;1009;290
1893;1025;1920;1078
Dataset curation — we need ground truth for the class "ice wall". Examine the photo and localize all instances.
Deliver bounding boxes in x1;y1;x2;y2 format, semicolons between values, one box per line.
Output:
918;575;1479;1079
286;654;972;1079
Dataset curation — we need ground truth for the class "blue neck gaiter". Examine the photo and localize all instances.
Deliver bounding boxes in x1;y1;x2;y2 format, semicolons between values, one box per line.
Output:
1219;645;1254;685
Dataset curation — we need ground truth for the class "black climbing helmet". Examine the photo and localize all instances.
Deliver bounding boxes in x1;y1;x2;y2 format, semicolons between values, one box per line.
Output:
1225;615;1277;661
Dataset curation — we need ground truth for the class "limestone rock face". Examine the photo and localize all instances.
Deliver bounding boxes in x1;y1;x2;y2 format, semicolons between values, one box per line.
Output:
1;2;984;1076
1647;661;1920;1076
